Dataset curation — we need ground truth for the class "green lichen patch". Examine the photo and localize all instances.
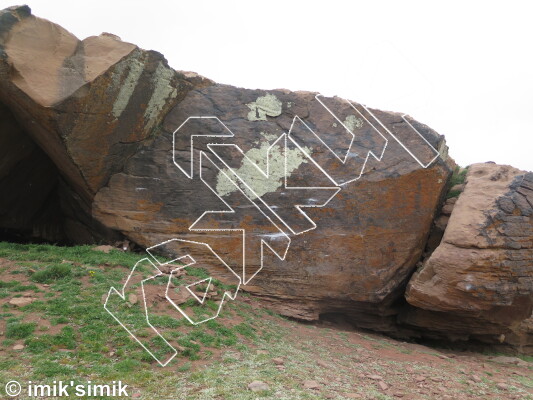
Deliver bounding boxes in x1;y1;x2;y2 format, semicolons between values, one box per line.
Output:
143;61;178;130
343;115;364;132
215;139;310;199
246;94;282;121
111;56;145;119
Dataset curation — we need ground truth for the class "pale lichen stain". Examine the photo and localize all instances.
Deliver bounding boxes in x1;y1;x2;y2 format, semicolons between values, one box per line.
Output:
343;115;364;132
246;94;283;121
216;136;311;199
143;61;177;130
260;131;279;142
111;56;144;119
111;57;177;129
218;94;309;198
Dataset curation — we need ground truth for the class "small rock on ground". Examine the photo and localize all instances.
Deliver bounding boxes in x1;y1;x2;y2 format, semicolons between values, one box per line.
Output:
496;383;509;390
248;381;269;392
344;393;362;399
491;356;529;367
303;380;321;390
92;245;116;254
8;297;34;307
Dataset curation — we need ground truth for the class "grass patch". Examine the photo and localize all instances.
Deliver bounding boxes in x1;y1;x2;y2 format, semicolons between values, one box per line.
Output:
446;166;469;199
0;241;277;393
25;326;77;352
6;321;36;339
30;264;72;283
233;322;257;339
0;280;38;291
34;360;73;378
1;241;527;400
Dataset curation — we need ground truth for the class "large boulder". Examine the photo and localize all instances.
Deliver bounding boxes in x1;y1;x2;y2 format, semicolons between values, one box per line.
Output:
93;85;452;327
0;5;210;242
0;6;455;330
404;163;533;348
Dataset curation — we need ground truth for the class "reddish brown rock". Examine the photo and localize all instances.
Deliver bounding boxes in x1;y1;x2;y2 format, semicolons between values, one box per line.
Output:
92;81;452;328
505;313;533;355
0;5;210;243
403;163;533;350
0;6;453;334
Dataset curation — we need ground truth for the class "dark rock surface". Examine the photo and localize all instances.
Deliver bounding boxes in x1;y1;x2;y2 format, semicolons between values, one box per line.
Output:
2;6;530;353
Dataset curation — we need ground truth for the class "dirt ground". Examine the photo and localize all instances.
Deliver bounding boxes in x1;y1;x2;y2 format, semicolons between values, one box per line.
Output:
1;255;531;399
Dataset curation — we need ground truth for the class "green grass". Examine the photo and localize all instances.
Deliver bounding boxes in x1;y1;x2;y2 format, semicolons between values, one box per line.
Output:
0;241;531;400
450;166;468;186
446;166;469;199
6;321;36;339
30;264;72;283
0;280;38;291
0;241;300;399
0;242;156;271
25;326;77;352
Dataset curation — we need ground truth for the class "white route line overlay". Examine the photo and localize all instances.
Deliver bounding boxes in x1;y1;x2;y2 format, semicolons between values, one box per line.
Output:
314;94;388;167
104;257;179;367
186;277;213;304
190;151;291;285
207;134;340;236
105;239;242;366
399;114;440;168
107;93;442;366
317;94;440;170
157;239;241;325
172;116;234;179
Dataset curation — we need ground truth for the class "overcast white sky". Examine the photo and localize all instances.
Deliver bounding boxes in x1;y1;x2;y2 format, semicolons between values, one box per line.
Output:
3;0;532;171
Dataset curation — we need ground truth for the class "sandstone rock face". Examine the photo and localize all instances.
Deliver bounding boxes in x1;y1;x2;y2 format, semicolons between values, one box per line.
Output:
506;314;533;355
0;5;210;243
0;6;474;339
91;83;452;327
404;163;533;346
